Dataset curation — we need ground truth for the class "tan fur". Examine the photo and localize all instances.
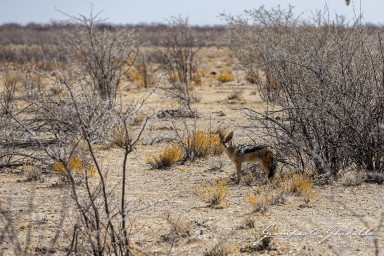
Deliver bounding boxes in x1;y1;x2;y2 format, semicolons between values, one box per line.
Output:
219;131;277;184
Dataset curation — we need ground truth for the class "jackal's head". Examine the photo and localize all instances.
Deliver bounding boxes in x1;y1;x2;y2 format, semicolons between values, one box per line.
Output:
219;131;234;149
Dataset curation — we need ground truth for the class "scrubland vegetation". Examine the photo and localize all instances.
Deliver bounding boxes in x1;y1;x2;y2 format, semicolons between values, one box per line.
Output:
0;6;383;255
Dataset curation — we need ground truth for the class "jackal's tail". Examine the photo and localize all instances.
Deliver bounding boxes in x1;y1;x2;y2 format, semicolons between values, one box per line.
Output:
268;156;277;179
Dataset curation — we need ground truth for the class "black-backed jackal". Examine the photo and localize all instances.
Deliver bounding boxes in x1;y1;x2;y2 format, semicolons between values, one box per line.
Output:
219;131;277;184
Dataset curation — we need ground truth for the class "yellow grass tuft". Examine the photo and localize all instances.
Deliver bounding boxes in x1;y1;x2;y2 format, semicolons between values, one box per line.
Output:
191;73;202;85
217;72;235;83
280;173;314;202
204;241;240;256
185;130;223;159
147;143;184;169
247;193;269;213
126;68;142;83
125;65;155;87
52;155;96;179
194;178;230;207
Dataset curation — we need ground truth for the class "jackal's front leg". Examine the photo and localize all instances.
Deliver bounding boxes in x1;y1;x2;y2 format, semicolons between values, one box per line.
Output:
235;161;242;184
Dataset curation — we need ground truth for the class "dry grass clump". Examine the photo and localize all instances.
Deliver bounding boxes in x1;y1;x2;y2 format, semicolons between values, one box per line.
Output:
125;68;143;84
133;113;146;125
338;165;364;186
191;73;202;85
246;173;313;212
23;162;43;182
125;64;155;88
52;154;96;179
280;173;314;202
204;241;240;256
184;130;223;159
253;227;276;252
162;211;193;241
247;193;269;213
147;130;221;169
2;70;19;111
241;226;277;253
22;72;48;92
111;116;146;147
216;72;235;83
227;88;244;101
3;70;20;90
242;216;256;229
146;143;184;169
194;178;230;207
111;124;128;148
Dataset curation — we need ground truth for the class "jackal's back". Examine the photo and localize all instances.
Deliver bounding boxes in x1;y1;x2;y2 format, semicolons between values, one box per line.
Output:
235;144;274;156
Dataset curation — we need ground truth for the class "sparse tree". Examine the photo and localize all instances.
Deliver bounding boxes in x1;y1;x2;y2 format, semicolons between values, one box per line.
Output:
160;17;200;116
225;6;384;177
0;10;149;255
60;9;141;107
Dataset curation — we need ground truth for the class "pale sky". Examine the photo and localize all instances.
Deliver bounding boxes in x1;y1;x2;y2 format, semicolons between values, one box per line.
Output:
0;0;383;26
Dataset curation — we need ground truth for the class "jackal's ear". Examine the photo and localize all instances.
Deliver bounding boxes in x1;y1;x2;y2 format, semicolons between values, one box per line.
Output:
218;132;224;141
225;131;234;143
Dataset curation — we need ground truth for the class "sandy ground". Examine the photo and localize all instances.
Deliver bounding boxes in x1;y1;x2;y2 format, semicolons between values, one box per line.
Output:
1;48;384;255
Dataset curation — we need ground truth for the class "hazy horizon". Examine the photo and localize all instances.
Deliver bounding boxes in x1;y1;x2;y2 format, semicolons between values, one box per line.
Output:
1;1;383;26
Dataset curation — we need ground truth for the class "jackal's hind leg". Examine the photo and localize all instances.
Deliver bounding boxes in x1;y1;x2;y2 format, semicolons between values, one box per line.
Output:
235;161;242;184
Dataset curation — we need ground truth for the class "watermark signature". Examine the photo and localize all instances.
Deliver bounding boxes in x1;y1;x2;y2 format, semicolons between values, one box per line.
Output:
254;224;375;246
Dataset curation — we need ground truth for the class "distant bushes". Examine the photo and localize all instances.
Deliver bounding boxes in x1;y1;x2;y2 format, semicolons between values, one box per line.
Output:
0;45;64;70
0;22;227;72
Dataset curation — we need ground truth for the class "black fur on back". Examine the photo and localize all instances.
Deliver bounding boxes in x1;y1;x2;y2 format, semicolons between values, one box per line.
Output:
236;144;270;155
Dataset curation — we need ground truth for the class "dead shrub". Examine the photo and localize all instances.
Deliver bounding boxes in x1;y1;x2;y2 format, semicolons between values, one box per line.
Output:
21;72;47;94
1;13;148;256
125;53;155;88
1;71;19;112
160;17;201;115
225;6;384;177
62;12;141;106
